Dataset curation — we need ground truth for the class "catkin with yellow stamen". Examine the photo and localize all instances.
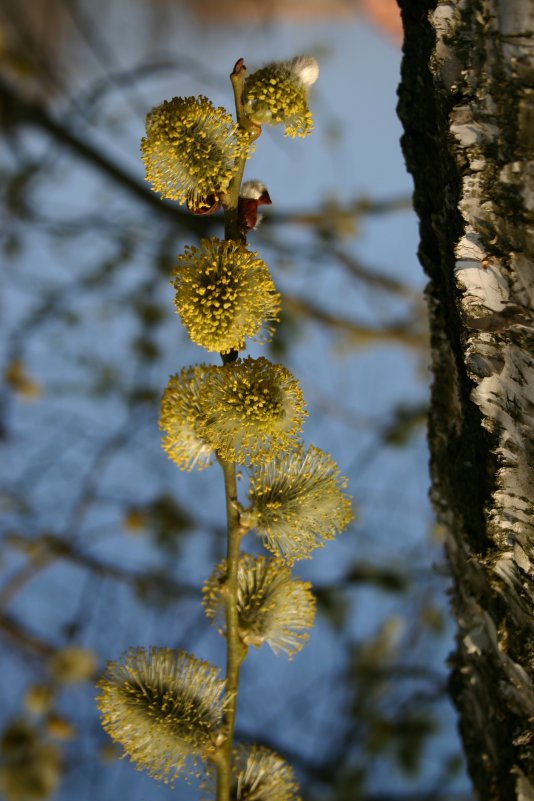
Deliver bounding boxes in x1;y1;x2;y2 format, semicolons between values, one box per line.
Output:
197;357;306;465
141;96;251;207
173;238;280;354
243;57;318;138
247;445;353;563
160;365;216;471
96;648;225;784
233;745;302;801
203;554;315;658
201;744;301;801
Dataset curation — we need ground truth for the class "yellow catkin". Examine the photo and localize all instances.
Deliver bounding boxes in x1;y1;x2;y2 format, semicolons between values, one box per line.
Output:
173;238;280;353
96;648;225;784
203;554;315;658
233;745;301;801
159;365;217;471
202;744;301;801
243;60;316;138
248;445;353;564
141;96;251;206
197;357;307;465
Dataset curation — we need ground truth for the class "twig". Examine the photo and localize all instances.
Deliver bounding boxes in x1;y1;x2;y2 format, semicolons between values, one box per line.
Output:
214;57;258;801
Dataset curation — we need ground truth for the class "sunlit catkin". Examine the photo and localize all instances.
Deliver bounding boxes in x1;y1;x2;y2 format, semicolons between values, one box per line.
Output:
198;357;307;464
96;648;225;783
247;445;353;563
203;555;315;658
160;365;216;471
232;745;301;801
141;96;251;208
173;238;280;354
243;57;318;138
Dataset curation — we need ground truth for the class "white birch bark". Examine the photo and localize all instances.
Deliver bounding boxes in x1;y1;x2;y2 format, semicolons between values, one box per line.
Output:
397;1;534;798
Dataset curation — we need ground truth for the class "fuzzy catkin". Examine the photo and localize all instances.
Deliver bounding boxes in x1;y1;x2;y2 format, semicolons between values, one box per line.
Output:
243;58;318;137
197;357;307;465
203;554;316;658
141;96;251;207
96;648;225;783
173;238;280;353
247;445;353;563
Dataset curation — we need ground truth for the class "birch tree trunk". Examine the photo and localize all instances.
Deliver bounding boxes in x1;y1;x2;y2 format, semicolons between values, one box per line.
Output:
396;2;534;799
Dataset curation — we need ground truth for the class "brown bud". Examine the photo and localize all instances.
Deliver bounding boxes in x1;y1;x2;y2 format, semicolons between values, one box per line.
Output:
186;194;221;215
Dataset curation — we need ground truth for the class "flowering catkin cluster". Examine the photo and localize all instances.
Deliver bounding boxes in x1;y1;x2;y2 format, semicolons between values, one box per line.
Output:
98;54;352;801
160;357;307;467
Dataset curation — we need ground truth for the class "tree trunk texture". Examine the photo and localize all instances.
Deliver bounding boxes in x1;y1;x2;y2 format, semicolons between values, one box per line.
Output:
396;2;534;800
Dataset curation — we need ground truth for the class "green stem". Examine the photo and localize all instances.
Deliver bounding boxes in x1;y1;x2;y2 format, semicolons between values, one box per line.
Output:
215;58;259;801
223;59;261;244
215;458;247;801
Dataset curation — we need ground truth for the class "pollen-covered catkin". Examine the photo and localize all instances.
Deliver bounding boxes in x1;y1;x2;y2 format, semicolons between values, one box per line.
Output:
243;56;319;137
96;648;225;783
197;357;307;465
173;238;280;353
232;745;301;801
160;365;217;471
141;96;251;207
247;445;353;563
203;554;316;658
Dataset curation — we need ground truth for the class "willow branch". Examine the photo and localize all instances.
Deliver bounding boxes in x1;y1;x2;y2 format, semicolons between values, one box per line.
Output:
222;58;261;243
0;552;54;609
214;58;258;801
0;610;56;657
215;457;247;801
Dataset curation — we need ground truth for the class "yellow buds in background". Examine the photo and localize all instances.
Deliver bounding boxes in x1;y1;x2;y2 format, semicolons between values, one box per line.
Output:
24;686;54;717
0;720;62;801
48;646;97;685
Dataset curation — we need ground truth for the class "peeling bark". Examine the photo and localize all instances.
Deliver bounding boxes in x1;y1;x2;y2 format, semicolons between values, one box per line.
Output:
397;1;534;799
